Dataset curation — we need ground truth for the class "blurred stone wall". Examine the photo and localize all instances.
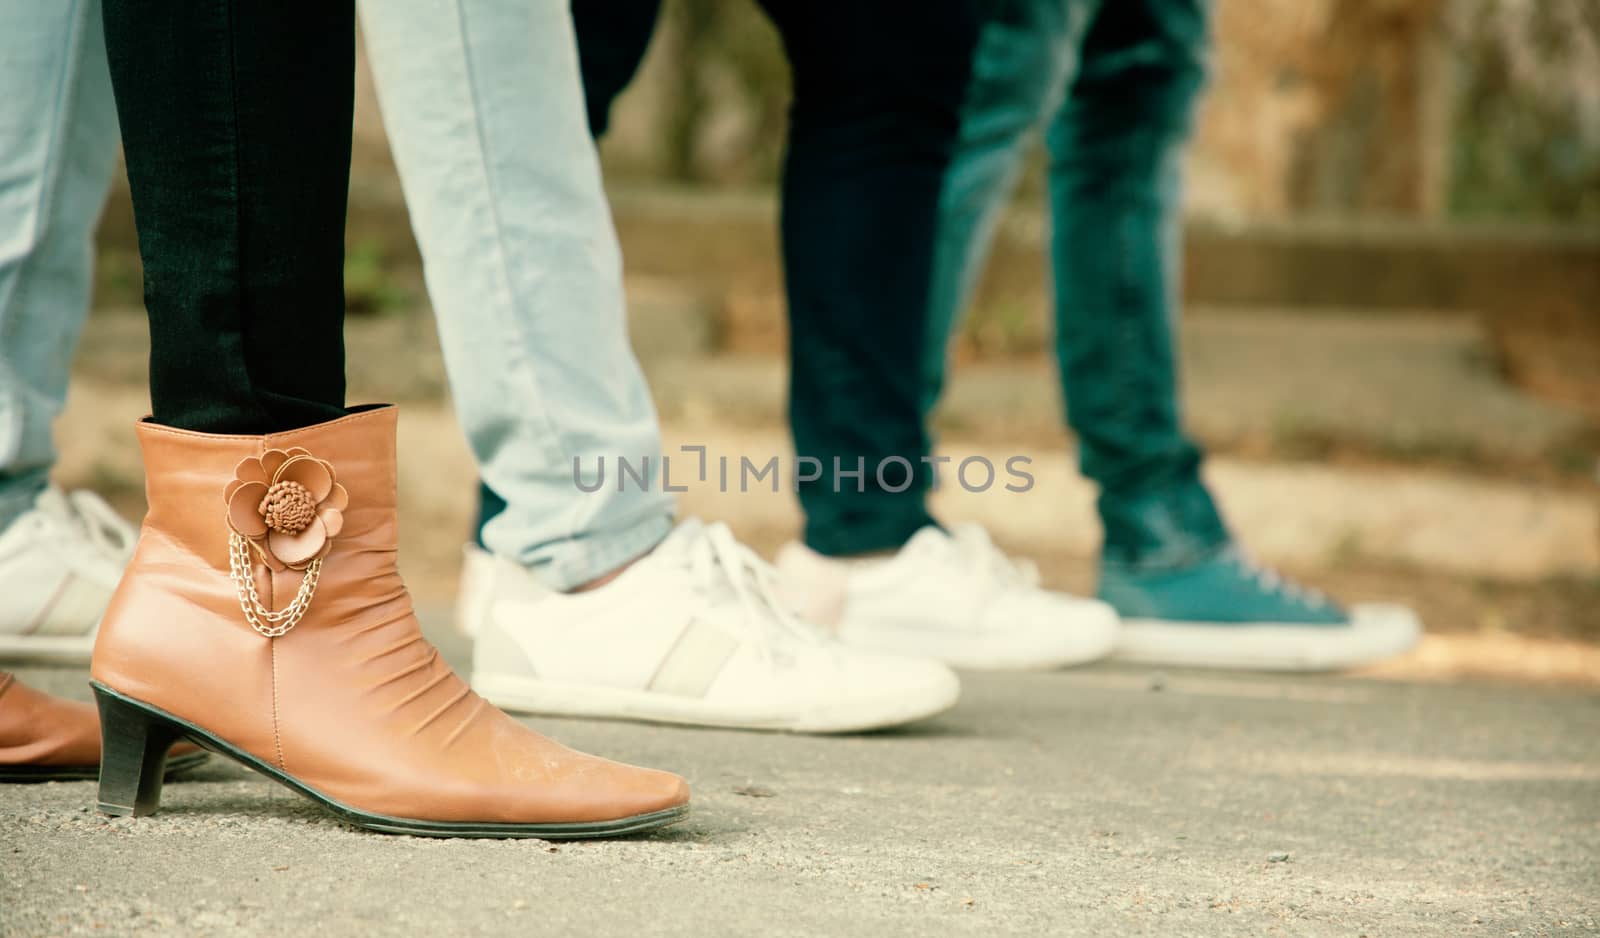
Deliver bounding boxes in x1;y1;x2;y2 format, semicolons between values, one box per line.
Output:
491;0;1594;223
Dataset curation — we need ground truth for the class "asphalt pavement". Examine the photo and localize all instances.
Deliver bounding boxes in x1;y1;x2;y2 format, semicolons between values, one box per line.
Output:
3;618;1597;937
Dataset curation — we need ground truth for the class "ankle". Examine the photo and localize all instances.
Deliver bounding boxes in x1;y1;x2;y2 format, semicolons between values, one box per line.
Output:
823;548;898;565
567;546;655;593
0;477;49;535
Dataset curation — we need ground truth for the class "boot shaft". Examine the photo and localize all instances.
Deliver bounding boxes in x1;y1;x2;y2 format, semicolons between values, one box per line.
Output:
91;407;412;733
134;406;401;572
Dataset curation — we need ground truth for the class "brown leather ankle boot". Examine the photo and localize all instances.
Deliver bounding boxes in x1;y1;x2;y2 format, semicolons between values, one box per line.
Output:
89;407;688;838
0;672;206;782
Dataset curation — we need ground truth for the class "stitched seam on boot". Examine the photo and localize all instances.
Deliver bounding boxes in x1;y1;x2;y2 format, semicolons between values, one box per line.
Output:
270;640;285;772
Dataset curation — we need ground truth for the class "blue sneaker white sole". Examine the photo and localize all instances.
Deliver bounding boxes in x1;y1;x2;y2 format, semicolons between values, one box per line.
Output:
1112;603;1422;672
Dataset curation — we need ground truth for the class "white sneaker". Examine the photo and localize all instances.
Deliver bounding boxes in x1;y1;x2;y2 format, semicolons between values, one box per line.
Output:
455;542;494;637
776;523;1120;670
0;487;137;664
467;519;960;733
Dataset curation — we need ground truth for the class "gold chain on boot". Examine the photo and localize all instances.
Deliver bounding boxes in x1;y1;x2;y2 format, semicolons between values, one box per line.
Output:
229;533;322;637
222;448;348;638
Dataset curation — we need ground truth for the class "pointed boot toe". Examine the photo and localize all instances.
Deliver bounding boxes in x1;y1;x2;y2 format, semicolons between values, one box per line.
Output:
89;407;688;838
519;754;691;826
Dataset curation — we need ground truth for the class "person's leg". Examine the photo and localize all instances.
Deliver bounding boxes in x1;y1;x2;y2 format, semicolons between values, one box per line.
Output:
758;0;980;558
103;1;350;433
361;0;672;592
361;0;957;732
0;0;137;663
468;0;663;552
89;0;688;836
1043;0;1228;570
0;0;120;526
921;0;1092;414
765;0;1120;671
1051;0;1420;669
572;0;663;138
0;0;200;745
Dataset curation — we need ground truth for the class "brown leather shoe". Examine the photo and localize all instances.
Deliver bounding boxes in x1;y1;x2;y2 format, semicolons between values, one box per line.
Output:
0;671;207;782
90;406;689;838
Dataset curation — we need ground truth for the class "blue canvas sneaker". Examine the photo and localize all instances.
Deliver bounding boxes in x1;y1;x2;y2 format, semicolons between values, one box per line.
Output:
1100;544;1420;671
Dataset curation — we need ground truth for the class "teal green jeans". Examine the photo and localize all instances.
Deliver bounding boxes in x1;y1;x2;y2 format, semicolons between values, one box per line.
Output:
919;0;1230;568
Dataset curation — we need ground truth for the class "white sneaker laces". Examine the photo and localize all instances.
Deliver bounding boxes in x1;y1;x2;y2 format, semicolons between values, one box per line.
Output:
41;489;138;562
949;524;1040;589
670;522;824;654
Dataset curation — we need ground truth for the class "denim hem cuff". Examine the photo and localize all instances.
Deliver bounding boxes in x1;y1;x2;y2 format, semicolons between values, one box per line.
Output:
0;472;50;534
535;512;676;592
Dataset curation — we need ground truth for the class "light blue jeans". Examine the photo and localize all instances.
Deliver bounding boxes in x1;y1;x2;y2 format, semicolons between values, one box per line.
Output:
0;0;120;530
928;0;1230;570
1;0;673;589
360;0;673;589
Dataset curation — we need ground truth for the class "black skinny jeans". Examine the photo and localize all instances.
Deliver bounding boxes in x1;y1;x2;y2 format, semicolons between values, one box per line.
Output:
102;0;354;434
571;0;982;555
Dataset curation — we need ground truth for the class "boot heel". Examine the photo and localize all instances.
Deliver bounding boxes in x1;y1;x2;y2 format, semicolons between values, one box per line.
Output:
92;684;183;817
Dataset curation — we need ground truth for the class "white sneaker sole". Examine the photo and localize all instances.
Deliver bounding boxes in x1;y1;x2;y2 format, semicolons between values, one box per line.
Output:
1113;603;1422;672
0;633;95;665
472;670;960;734
835;612;1121;671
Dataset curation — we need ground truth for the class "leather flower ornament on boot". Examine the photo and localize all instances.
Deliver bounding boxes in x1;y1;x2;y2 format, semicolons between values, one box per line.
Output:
89;408;689;838
226;449;348;570
224;450;348;637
